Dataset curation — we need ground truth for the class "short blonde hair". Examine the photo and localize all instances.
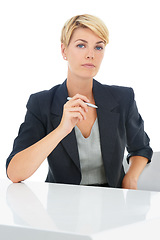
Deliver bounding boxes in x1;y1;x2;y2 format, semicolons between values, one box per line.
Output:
61;14;109;47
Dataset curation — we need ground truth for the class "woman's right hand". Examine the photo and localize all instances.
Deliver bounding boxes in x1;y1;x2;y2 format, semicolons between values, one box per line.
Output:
7;93;90;183
59;94;89;136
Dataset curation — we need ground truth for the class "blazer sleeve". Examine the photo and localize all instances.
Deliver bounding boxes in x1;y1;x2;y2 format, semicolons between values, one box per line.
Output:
126;89;153;163
6;94;46;171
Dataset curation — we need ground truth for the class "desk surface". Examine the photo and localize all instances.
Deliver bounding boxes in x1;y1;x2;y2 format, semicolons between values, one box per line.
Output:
0;179;160;240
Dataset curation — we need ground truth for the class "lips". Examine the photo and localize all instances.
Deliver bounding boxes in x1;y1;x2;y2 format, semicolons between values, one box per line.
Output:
82;63;95;68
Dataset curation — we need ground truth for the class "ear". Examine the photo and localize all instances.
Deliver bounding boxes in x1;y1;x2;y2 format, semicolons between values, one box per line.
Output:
61;43;67;60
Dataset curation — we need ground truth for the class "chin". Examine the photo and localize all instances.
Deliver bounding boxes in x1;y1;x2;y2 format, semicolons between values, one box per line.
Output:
79;70;97;80
80;75;96;80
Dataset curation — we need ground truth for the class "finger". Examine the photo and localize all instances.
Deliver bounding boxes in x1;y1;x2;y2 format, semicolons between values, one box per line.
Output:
70;112;84;122
65;107;87;121
72;93;90;103
66;99;88;113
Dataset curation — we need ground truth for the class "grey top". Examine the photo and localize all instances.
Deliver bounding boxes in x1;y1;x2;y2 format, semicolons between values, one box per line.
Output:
75;118;107;185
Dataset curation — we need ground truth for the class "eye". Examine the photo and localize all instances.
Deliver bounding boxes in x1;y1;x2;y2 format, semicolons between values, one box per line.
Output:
95;46;103;51
77;44;85;49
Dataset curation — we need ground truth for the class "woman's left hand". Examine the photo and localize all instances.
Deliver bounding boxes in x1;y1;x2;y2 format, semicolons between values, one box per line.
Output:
122;174;137;190
122;156;148;190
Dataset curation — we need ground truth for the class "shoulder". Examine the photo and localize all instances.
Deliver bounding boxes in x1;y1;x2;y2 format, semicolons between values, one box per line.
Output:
26;84;60;109
25;84;62;119
94;79;135;104
107;85;134;102
105;85;135;110
105;85;135;112
29;84;60;102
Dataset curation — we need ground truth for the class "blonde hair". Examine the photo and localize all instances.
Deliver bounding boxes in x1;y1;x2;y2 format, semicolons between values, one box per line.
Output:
61;14;109;47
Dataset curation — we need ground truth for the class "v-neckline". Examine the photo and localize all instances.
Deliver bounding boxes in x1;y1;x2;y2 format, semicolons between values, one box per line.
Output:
75;118;97;139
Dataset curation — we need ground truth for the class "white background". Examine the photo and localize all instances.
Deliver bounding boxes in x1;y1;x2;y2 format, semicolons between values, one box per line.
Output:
0;0;159;182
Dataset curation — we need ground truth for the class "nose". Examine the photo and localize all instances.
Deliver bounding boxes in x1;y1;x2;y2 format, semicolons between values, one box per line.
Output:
85;48;94;59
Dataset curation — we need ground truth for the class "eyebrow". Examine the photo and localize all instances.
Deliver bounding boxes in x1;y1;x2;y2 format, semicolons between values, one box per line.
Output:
75;39;105;44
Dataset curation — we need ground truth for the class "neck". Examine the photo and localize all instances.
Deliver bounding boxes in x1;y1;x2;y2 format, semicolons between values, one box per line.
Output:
66;73;94;100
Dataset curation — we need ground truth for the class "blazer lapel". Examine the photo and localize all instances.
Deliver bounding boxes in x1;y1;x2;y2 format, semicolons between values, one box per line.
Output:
50;80;80;170
50;79;120;176
93;80;120;178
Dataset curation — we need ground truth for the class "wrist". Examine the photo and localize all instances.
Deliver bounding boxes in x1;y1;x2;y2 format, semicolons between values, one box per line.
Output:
125;171;138;182
122;174;138;190
56;124;70;140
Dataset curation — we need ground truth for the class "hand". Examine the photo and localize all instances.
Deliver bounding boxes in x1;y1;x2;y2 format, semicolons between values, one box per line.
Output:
122;156;148;190
59;94;89;136
122;174;137;190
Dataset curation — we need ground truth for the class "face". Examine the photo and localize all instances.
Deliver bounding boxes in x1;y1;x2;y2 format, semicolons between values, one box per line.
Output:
61;27;105;80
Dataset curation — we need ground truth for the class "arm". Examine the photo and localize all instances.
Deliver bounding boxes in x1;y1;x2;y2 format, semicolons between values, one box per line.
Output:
122;156;148;189
7;126;66;183
7;94;89;183
123;89;153;189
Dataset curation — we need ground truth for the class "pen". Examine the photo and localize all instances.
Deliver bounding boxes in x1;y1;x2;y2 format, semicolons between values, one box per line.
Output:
67;97;98;109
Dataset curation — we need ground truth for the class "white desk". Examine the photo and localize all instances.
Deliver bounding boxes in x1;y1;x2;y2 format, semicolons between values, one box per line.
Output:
0;179;160;240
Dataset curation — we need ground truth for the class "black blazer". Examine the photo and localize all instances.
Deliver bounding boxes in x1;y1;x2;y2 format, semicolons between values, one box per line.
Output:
6;80;153;187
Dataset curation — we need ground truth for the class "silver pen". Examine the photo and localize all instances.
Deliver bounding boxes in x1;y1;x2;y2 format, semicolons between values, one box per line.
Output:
67;97;98;109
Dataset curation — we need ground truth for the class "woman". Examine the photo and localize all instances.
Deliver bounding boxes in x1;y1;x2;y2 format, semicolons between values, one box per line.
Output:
6;14;153;189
